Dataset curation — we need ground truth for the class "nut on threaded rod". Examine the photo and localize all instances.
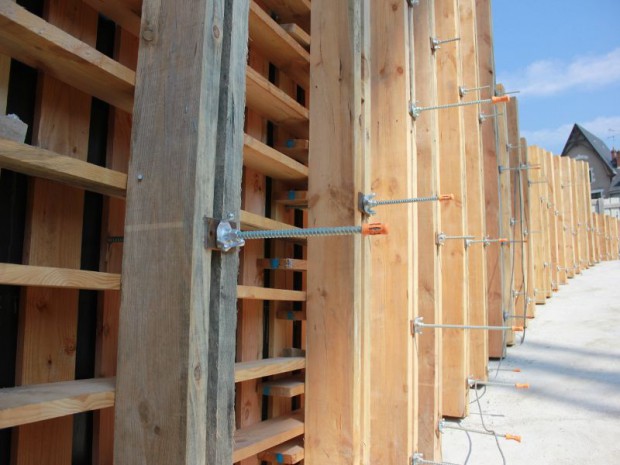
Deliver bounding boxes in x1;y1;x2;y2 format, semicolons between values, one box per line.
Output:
430;36;460;53
358;192;454;216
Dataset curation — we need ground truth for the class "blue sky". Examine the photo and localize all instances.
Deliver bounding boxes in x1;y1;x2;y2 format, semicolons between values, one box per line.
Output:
493;0;620;154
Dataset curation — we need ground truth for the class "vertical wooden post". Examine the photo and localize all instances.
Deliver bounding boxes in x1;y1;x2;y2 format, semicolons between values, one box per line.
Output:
435;0;469;418
93;29;138;465
477;0;503;358
579;162;591;268
369;2;415;462
13;3;97;464
306;0;369;462
114;1;249;464
527;147;544;303
553;155;567;285
459;0;488;380
538;148;551;298
413;0;442;458
494;86;512;347
522;139;536;317
505;97;523;337
570;159;582;273
561;156;575;277
545;151;558;292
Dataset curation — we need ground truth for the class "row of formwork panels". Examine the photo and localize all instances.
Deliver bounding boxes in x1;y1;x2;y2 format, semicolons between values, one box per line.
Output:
1;2;619;465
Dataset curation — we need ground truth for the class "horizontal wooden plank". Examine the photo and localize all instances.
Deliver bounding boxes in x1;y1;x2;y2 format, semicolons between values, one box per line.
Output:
246;66;309;139
276;309;306;321
237;285;306;302
243;134;308;183
0;263;121;290
257;438;304;464
240;210;298;231
233;411;304;462
281;23;310;50
275;139;309;165
275;190;308;208
82;0;141;36
249;1;309;89
0;2;135;112
258;258;307;271
0;378;115;429
260;376;305;397
235;357;306;383
259;0;311;25
0;138;127;197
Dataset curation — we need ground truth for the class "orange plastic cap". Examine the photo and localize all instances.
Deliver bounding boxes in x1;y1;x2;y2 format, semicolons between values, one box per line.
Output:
439;194;455;201
362;222;389;236
515;383;530;389
512;326;524;332
492;95;511;104
512;368;522;373
499;238;509;243
505;434;522;443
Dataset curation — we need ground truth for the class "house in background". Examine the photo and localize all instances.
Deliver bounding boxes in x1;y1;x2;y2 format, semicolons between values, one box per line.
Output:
561;123;619;198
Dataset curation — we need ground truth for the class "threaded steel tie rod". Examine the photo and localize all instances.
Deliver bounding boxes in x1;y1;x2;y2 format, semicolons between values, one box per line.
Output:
410;95;510;119
359;192;454;216
412;317;522;335
439;420;522;443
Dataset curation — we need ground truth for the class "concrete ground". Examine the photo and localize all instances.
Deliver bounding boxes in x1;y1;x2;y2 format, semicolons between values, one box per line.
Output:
442;260;620;465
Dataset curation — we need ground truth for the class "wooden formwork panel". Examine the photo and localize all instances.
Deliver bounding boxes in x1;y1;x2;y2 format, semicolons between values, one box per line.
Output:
560;156;576;277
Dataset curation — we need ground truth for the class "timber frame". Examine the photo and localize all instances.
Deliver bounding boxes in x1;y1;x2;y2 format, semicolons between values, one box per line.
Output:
0;1;617;464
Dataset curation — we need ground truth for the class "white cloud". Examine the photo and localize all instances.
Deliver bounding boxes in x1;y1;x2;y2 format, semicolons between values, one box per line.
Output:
522;115;620;154
499;48;620;97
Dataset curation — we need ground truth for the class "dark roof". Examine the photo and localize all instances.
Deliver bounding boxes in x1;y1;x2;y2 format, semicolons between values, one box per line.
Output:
561;124;616;176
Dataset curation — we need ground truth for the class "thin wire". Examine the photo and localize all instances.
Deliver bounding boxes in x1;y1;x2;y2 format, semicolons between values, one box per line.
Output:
463;431;473;465
473;383;506;465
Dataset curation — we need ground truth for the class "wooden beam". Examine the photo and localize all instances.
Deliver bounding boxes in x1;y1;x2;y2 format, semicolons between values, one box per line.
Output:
257;438;304;464
82;0;141;36
13;3;97;463
233;412;304;463
436;0;469;418
281;24;310;50
260;377;305;397
553;154;567;285
569;158;581;273
494;87;513;345
0;2;135;112
235;358;305;383
258;258;307;271
521;138;536;317
561;156;576;277
243;134;308;183
544;151;559;291
237;285;306;302
113;1;249;463
460;0;488;378
0;378;115;429
369;1;415;462
248;1;309;89
0;138;127;197
505;98;526;329
413;0;443;457
527;146;543;305
259;0;310;31
245;66;309;139
477;0;503;357
0;263;121;290
305;1;369;462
